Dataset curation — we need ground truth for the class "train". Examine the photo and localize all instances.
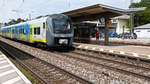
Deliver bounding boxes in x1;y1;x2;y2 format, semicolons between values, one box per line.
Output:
0;14;74;47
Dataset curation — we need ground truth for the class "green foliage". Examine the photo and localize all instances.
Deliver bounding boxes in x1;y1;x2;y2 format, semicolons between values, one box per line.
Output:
129;0;150;27
127;17;131;28
5;18;25;26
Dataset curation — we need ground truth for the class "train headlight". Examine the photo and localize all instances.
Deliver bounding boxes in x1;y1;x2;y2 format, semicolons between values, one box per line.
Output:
59;39;68;44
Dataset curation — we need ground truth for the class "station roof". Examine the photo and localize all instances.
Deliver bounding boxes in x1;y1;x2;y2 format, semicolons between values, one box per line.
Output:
63;4;124;17
135;23;150;29
112;15;130;20
62;4;146;23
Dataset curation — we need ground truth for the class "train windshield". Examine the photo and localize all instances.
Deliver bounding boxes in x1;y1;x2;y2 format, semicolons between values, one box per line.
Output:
53;19;72;34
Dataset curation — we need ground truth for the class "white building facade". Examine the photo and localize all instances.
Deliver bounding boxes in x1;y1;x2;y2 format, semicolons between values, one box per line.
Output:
112;15;130;34
134;24;150;38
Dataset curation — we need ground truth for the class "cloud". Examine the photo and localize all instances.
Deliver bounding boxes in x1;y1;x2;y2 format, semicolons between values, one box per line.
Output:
0;0;141;23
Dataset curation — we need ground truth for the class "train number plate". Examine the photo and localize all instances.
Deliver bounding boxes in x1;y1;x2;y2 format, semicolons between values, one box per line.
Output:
59;39;68;44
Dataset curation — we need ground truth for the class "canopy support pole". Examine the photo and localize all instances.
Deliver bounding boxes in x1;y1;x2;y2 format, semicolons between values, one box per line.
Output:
104;17;110;45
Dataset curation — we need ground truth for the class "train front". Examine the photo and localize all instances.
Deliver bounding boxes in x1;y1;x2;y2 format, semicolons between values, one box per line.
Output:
46;14;74;47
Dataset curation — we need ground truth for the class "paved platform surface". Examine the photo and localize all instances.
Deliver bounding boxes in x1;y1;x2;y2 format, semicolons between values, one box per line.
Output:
74;42;150;59
91;38;150;44
90;38;150;46
0;51;31;84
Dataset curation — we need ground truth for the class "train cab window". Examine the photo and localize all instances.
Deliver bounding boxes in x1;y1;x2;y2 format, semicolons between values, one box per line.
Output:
34;27;40;35
43;23;45;29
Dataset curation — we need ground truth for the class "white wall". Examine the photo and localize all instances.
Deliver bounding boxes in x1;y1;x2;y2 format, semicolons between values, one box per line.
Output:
134;28;150;38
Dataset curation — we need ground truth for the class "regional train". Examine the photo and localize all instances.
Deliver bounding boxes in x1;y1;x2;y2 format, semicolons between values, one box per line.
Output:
0;14;74;47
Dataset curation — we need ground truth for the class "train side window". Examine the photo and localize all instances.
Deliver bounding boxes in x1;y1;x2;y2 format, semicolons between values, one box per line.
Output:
21;29;23;34
136;31;140;32
37;27;40;35
34;28;36;35
34;27;40;35
43;23;45;29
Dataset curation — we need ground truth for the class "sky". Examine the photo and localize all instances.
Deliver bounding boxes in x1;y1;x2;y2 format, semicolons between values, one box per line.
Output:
0;0;141;23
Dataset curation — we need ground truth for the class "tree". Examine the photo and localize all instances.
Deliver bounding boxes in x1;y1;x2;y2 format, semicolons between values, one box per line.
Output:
129;0;150;27
6;18;25;26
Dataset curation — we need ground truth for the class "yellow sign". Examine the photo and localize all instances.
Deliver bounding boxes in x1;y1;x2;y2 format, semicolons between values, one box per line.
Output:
106;21;112;28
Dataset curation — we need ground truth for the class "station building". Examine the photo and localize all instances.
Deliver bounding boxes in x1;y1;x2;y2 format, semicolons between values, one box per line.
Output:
84;14;130;38
62;4;145;44
112;15;130;34
134;23;150;38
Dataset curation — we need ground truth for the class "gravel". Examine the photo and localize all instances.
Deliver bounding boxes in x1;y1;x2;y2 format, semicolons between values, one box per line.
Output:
0;37;150;84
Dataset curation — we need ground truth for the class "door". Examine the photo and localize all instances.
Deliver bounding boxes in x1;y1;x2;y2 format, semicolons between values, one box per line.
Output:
29;25;33;43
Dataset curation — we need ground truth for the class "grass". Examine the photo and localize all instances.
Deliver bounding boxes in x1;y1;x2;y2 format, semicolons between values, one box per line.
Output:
8;57;37;84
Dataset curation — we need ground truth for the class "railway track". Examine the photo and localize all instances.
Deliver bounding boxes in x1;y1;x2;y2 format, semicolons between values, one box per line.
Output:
1;37;150;83
0;41;93;84
55;49;150;81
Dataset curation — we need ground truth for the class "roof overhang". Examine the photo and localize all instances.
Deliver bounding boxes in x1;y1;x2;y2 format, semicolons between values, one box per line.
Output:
62;4;146;23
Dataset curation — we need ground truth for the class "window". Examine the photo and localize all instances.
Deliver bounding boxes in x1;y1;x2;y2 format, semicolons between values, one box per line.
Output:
37;28;40;34
34;27;40;35
136;31;140;32
21;29;23;34
34;28;36;34
112;19;117;23
43;23;45;29
24;29;26;34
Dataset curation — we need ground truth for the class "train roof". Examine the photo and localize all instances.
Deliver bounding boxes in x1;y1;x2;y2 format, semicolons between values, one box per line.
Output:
1;16;48;29
27;16;48;24
1;14;67;29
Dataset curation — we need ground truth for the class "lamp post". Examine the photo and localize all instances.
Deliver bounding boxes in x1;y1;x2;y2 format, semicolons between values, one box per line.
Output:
130;0;134;34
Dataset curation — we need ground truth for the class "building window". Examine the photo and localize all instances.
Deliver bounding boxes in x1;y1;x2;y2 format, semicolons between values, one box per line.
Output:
136;31;140;32
112;19;117;23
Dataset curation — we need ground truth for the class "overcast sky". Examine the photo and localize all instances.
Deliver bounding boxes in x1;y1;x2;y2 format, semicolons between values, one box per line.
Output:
0;0;141;23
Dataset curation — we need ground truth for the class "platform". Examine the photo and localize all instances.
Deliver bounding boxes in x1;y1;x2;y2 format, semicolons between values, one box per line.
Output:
74;42;150;60
0;51;31;84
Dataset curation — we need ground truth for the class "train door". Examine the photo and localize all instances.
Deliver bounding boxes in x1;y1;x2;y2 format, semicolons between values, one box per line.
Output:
29;24;33;43
18;25;21;40
32;22;41;43
41;22;46;43
32;22;46;43
14;27;17;39
26;24;30;41
11;27;14;39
